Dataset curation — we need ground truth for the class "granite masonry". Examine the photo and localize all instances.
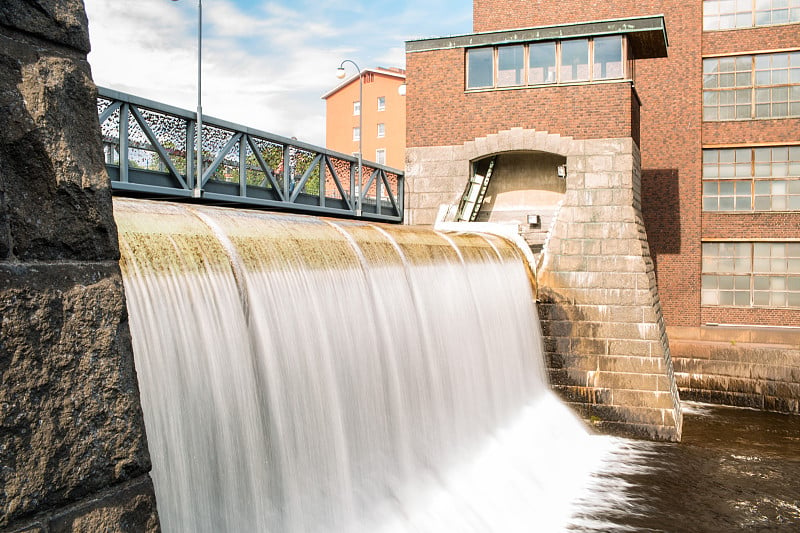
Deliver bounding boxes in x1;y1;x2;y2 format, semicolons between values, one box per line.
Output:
0;1;159;530
407;127;683;441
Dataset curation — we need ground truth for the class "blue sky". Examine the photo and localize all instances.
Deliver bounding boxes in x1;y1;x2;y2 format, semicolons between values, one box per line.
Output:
84;0;472;146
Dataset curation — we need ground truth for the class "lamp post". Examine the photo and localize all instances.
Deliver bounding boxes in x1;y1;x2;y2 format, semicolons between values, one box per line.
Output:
336;60;363;217
174;0;203;196
194;0;203;197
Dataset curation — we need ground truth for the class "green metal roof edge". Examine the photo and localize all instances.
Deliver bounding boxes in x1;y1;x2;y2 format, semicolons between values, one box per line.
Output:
405;15;668;57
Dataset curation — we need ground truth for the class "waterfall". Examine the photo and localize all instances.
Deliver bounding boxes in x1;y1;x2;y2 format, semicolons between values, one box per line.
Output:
114;198;619;532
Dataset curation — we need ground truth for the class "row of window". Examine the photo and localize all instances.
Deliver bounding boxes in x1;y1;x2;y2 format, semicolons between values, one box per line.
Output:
703;52;800;121
703;146;800;211
702;242;800;308
352;96;387;116
703;0;800;31
466;36;626;90
352;123;386;141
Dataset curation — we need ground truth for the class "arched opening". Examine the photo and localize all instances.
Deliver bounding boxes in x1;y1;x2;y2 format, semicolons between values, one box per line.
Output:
473;151;566;252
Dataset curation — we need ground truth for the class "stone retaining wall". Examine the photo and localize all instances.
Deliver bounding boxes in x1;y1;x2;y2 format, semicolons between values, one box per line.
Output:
0;1;159;530
670;326;800;414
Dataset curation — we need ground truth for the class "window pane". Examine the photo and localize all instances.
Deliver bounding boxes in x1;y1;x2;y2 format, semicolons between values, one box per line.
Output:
735;291;750;306
529;42;556;84
593;36;623;79
702;289;720;305
467;48;494;89
561;39;589;82
497;45;524;87
754;291;770;305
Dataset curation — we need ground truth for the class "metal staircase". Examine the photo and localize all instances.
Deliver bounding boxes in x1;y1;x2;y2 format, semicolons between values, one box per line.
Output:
455;156;496;222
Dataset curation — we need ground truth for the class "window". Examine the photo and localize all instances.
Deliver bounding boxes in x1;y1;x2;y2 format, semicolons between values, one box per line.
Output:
528;42;556;84
702;242;800;307
376;149;386;165
703;0;800;30
377;96;385;111
466;36;625;90
352;127;360;141
703;52;800;121
498;45;525;87
560;39;590;82
594;36;624;80
353;101;361;116
377;123;385;138
467;47;494;89
703;146;800;211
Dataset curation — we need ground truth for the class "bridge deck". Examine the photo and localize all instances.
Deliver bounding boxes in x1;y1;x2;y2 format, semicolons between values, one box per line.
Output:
98;87;404;222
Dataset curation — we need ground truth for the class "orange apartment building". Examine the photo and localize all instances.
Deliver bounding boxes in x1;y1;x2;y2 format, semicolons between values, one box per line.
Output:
322;67;406;170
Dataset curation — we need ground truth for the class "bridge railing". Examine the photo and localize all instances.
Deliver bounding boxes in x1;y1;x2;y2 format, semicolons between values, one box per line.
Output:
97;87;404;222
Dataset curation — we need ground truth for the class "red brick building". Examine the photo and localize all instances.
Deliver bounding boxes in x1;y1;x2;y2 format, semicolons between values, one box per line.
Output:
405;1;800;333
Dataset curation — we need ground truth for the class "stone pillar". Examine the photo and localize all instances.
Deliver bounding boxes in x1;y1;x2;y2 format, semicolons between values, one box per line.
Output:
537;138;683;442
0;1;159;530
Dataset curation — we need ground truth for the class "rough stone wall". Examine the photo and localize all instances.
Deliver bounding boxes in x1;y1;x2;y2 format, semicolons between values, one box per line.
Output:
406;128;682;441
670;326;800;414
0;1;158;530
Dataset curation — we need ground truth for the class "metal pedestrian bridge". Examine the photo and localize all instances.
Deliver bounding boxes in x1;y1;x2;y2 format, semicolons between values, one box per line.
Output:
97;87;404;222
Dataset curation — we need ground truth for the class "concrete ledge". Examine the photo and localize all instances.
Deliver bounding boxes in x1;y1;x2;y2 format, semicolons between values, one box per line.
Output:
670;326;800;415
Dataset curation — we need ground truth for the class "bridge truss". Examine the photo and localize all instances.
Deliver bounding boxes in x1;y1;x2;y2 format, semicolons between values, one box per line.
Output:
97;87;404;222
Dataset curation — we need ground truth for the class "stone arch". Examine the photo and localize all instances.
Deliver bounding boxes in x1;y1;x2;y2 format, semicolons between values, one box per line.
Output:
457;128;577;250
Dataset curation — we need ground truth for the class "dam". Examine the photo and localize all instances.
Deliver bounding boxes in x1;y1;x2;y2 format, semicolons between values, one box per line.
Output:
114;198;621;532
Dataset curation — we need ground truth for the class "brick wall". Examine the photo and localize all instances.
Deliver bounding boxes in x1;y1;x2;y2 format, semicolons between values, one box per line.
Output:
473;1;659;32
406;49;636;148
457;1;800;329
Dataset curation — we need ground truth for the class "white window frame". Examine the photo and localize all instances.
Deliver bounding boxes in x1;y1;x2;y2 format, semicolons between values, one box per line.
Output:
377;96;386;111
376;149;386;165
703;0;800;31
701;241;800;308
703;51;800;121
352;127;360;141
353;101;361;116
703;146;800;212
377;123;385;138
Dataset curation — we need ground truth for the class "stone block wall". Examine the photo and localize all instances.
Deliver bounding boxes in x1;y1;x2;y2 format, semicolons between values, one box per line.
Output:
537;137;682;442
406;128;683;441
0;1;159;530
670;326;800;414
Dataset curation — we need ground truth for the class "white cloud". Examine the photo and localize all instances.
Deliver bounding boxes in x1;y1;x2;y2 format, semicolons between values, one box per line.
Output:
84;0;472;146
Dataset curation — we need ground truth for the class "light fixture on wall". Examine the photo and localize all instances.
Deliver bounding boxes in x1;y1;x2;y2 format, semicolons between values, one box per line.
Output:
527;214;541;227
557;164;567;179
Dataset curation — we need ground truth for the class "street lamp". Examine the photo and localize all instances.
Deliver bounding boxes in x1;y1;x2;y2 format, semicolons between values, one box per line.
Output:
336;60;363;217
194;0;203;198
173;0;203;197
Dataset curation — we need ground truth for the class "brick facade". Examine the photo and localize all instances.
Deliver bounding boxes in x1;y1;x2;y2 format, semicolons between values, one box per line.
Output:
406;51;637;147
410;1;800;329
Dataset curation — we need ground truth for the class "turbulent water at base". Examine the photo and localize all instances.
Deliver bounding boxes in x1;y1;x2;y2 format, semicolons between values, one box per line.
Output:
114;198;639;533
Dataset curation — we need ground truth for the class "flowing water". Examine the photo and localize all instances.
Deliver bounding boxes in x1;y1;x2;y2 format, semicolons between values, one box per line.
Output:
114;199;800;532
